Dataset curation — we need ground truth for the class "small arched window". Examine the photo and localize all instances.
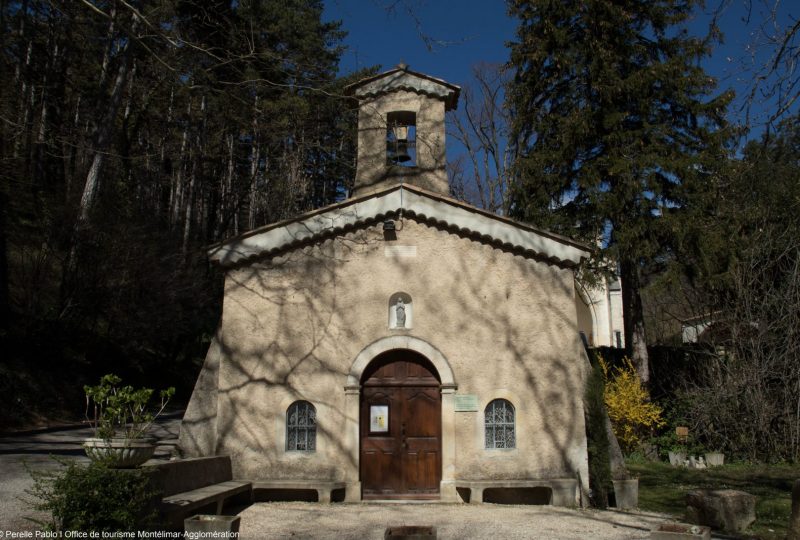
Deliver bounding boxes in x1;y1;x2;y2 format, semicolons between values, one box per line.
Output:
485;399;515;449
286;401;316;452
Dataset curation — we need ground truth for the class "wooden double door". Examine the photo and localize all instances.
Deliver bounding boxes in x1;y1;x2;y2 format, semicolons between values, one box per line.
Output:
360;351;442;499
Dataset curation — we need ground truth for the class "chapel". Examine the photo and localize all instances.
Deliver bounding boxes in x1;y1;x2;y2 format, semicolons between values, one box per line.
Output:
179;64;593;505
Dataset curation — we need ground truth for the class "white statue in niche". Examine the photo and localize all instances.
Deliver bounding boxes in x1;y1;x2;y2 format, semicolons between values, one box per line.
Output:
395;298;406;327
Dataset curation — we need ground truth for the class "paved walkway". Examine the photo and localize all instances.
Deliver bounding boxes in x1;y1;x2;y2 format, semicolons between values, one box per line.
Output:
1;420;684;538
236;501;673;539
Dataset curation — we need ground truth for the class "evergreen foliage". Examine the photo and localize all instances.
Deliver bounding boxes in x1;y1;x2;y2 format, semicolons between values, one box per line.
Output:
585;356;611;508
505;0;733;382
27;460;160;532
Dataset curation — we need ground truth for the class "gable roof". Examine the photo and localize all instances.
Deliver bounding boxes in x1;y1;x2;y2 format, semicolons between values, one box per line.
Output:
345;64;461;111
208;184;590;268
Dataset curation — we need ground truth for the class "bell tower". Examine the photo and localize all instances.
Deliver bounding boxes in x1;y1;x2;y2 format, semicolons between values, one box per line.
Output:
345;64;460;198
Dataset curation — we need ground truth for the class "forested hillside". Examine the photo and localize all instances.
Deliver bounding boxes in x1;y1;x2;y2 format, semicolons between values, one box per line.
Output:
0;0;372;428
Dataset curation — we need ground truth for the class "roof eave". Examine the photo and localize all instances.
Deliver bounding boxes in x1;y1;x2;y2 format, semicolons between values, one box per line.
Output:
209;185;590;269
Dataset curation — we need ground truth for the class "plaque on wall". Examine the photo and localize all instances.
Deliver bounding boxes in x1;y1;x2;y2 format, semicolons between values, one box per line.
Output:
384;245;417;258
370;405;389;432
454;394;479;412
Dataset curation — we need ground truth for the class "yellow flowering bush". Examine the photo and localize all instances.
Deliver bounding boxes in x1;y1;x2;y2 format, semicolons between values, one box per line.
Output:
600;355;664;454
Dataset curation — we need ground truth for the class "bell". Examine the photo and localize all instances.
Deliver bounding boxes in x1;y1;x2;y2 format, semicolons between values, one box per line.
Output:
388;121;412;163
392;140;411;163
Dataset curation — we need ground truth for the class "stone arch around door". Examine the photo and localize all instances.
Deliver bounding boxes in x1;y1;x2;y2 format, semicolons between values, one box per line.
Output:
347;336;456;388
342;336;458;502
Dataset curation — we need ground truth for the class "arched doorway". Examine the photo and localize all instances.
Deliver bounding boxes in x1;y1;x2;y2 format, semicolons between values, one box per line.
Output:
360;350;442;499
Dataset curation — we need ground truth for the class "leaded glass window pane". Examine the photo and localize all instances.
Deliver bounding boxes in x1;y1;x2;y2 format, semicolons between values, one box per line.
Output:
485;399;515;449
286;401;316;452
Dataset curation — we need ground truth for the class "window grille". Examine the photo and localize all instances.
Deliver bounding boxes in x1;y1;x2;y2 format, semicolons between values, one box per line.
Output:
485;399;515;449
286;401;316;452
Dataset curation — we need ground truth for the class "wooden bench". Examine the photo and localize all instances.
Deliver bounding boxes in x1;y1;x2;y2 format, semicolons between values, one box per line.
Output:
253;480;346;503
455;479;578;506
146;456;252;529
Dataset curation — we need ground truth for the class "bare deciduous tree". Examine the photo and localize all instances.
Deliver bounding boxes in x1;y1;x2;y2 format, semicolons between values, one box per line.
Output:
682;227;800;461
713;0;800;128
447;63;515;214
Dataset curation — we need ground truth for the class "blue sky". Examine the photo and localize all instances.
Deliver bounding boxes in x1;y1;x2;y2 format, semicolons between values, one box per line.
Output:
323;0;799;132
324;0;515;83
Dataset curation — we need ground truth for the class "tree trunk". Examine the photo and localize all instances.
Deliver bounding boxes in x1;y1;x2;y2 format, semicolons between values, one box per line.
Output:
171;98;191;228
14;40;33;160
248;96;260;230
182;157;196;255
76;26;135;225
65;95;81;198
182;94;205;255
98;2;117;89
0;186;9;328
620;258;650;384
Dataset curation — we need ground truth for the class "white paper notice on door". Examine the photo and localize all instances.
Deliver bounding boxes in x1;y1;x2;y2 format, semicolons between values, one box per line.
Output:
370;405;389;433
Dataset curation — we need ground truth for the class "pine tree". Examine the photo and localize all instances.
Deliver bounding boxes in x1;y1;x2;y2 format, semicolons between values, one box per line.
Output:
506;0;732;382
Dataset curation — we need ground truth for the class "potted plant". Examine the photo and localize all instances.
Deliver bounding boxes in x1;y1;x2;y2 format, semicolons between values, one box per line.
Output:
83;374;175;468
704;451;724;467
612;474;639;510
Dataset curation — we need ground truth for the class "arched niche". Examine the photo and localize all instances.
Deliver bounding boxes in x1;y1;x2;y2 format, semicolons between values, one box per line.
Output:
388;292;413;330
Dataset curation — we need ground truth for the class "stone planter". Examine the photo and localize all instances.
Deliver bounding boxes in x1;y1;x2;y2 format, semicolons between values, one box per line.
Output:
704;452;724;467
185;515;241;537
384;526;437;539
83;437;156;468
612;478;639;510
668;451;686;466
651;523;711;540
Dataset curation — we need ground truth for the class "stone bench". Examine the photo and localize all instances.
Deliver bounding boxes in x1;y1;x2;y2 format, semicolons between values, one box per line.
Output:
455;479;578;506
145;456;252;529
253;480;346;503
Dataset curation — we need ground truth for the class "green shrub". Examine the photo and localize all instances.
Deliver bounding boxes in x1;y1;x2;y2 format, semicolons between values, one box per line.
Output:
27;460;160;532
585;359;612;508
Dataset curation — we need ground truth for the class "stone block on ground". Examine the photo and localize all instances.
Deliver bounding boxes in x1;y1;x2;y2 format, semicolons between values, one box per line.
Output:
685;489;756;533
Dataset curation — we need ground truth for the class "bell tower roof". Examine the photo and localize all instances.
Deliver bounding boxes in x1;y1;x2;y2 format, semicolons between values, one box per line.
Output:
345;64;460;110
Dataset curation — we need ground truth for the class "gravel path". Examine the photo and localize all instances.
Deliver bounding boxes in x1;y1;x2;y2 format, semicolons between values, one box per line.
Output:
1;419;680;539
237;501;675;540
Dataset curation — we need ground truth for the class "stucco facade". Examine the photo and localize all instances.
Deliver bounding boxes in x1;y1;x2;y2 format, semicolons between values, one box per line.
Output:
575;276;625;348
179;65;592;505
